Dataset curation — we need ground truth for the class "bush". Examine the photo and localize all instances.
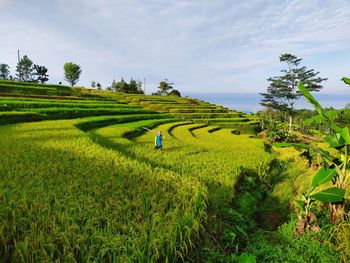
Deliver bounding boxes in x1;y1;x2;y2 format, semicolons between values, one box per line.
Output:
262;117;296;142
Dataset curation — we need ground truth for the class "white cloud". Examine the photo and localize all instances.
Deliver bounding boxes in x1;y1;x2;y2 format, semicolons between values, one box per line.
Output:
0;0;349;93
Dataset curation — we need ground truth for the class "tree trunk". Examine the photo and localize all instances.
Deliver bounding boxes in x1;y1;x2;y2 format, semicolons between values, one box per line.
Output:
330;200;345;223
289;115;293;131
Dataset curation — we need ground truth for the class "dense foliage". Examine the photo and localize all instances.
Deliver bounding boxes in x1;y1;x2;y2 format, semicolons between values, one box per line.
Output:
153;79;181;97
64;62;82;86
0;64;10;80
260;53;327;128
16;55;34;82
33;65;49;84
109;78;144;94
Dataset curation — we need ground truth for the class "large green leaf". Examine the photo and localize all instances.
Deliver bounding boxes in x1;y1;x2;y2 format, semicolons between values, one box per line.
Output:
311;168;336;188
324;133;341;148
298;82;323;111
342;77;350;85
305;110;338;126
328;109;340;121
298;82;341;132
340;127;350;144
305;115;322;125
298;82;327;119
310;187;345;202
325;127;350;148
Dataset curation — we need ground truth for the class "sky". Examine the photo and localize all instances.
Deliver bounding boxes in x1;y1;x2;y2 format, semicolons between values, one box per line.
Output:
1;0;350;94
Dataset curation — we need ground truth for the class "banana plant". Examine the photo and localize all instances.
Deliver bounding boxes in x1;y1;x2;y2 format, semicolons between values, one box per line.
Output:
275;80;350;224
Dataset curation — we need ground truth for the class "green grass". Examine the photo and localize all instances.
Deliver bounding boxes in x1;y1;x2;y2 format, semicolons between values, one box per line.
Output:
3;81;337;262
0;80;254;132
74;114;173;131
0;113;272;261
0;100;131;110
95;122;270;207
0;83;71;96
0;79;73;90
0;111;45;125
0;118;206;262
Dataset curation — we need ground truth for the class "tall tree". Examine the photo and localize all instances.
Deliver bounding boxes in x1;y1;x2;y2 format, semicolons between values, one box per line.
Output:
91;81;96;88
111;79;117;91
96;82;102;90
128;78;144;94
136;79;143;91
16;55;34;82
260;54;327;128
33;65;49;84
156;79;174;95
64;62;82;86
112;78;144;94
116;78;128;93
0;64;10;80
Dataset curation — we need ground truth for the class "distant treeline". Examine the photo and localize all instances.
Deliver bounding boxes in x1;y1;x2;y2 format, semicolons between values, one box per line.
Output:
1;55;181;96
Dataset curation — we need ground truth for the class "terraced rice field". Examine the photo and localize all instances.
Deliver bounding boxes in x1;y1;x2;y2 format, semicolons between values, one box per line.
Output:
0;80;255;129
0;81;271;261
0;118;270;261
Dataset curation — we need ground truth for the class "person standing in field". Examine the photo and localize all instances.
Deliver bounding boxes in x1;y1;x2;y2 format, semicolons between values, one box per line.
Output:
155;130;164;150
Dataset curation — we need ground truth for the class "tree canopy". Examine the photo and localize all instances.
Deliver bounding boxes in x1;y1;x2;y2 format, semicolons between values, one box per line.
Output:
64;62;82;86
33;65;49;84
96;82;102;90
111;78;144;94
157;79;173;95
0;64;10;80
16;55;34;82
153;79;180;97
260;53;327;116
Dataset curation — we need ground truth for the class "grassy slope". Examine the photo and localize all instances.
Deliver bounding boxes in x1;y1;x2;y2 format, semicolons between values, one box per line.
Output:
2;81;347;262
90;122;273;261
0;118;207;262
93;122;270;207
0;110;270;261
0;80;256;130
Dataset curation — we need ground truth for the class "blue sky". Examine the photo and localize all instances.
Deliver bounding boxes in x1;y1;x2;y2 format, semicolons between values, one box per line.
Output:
1;0;349;94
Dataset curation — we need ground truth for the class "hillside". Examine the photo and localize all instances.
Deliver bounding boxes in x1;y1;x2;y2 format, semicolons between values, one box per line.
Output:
0;80;256;130
0;81;346;262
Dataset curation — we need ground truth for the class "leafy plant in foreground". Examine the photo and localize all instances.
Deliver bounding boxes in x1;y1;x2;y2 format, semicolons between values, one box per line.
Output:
276;81;350;226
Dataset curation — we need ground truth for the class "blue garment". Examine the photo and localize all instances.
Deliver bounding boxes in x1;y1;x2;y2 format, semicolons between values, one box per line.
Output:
155;134;163;146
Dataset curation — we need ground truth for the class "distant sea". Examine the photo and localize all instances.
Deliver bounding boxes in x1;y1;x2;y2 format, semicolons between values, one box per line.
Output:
183;92;350;113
